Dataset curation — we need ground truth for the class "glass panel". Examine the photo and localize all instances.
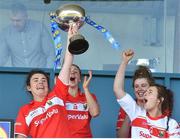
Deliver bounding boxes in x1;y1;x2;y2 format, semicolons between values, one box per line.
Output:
167;0;180;73
1;0;175;73
0;0;56;68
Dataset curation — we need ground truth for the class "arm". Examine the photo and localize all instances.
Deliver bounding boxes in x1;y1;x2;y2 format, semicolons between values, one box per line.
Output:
113;49;134;99
83;70;100;117
168;119;180;138
116;108;131;138
15;109;28;138
58;25;78;84
116;116;130;138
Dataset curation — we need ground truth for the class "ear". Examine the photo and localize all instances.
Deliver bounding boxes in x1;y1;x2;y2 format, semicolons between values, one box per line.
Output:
161;97;164;103
27;85;31;91
158;97;164;104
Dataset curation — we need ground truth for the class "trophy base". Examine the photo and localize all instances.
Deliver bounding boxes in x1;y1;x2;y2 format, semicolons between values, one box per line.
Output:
68;34;89;55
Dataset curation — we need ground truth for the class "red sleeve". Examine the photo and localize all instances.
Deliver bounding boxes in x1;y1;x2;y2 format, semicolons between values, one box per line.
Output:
52;78;69;98
91;93;97;102
116;107;127;129
15;108;29;137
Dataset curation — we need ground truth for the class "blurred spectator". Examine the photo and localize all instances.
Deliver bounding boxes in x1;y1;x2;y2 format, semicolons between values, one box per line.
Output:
0;2;55;68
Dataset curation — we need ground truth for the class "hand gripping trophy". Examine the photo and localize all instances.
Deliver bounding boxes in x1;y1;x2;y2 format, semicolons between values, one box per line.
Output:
50;4;120;69
50;4;89;55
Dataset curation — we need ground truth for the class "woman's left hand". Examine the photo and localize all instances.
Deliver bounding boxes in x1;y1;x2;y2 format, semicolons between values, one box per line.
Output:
83;70;92;91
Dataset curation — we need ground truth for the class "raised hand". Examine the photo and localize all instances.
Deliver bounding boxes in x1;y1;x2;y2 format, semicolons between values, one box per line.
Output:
68;24;79;40
82;70;100;117
83;70;92;91
122;49;134;64
59;24;78;84
114;49;134;99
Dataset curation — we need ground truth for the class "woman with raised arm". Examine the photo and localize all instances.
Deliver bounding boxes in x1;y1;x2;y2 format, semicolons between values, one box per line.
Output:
114;49;180;138
14;24;77;138
65;64;100;138
116;50;155;138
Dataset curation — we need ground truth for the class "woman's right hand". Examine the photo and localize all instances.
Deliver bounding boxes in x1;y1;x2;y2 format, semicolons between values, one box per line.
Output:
68;24;79;40
122;49;134;64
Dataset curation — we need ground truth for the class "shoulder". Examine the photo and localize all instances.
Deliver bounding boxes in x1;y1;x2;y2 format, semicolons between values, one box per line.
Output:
169;118;179;127
19;101;34;111
0;25;13;36
119;107;127;115
118;107;129;120
168;118;180;137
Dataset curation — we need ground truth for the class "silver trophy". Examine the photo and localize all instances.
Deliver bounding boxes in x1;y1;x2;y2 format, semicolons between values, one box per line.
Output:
50;4;89;55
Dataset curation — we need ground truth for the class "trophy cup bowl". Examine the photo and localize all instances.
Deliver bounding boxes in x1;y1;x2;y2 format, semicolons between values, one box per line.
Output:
51;4;89;55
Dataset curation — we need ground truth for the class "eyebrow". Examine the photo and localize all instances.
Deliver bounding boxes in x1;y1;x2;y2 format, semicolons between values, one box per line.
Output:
148;89;153;92
72;69;79;71
32;77;46;80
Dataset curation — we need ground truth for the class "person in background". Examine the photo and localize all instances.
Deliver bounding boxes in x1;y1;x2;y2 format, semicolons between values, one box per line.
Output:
14;24;77;138
116;60;155;137
0;2;55;68
65;64;100;137
114;49;180;138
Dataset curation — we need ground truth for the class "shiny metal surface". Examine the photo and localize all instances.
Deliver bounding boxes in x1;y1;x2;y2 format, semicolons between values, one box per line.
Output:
50;4;89;54
51;4;85;31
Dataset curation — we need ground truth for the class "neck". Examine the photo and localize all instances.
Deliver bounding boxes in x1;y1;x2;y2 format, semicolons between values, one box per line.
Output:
137;99;144;107
34;96;45;102
68;86;78;97
148;108;162;118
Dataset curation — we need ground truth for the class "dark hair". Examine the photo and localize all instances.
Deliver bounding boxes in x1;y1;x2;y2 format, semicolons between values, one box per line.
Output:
153;84;174;117
26;69;50;93
72;64;82;77
133;66;155;87
152;84;174;131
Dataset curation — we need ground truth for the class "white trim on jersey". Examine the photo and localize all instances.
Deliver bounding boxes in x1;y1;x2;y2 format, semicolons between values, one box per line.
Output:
14;132;27;137
66;102;88;111
25;96;64;126
117;93;180;138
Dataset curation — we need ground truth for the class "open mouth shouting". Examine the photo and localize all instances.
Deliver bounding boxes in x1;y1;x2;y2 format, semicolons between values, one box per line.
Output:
36;85;45;90
144;98;148;104
37;87;44;90
137;90;145;97
70;77;75;81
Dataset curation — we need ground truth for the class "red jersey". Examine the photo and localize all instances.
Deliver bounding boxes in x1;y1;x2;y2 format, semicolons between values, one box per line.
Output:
15;78;71;138
116;107;131;137
116;108;128;129
66;90;97;138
